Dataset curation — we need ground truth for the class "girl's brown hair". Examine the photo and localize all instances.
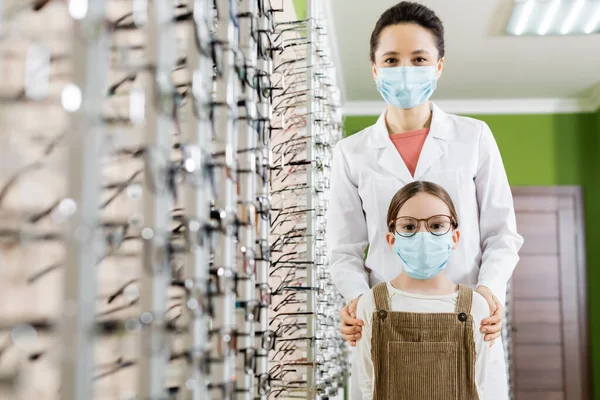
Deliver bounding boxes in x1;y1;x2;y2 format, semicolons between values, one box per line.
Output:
386;181;459;232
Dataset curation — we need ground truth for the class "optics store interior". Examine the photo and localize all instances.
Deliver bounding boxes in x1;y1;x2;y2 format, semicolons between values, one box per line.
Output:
0;0;598;400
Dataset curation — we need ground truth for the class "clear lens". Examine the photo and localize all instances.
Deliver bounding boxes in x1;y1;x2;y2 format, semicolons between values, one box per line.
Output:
428;215;452;235
396;217;418;236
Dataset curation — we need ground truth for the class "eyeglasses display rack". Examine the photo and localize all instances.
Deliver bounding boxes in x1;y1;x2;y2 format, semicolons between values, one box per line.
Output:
267;0;346;398
0;1;346;399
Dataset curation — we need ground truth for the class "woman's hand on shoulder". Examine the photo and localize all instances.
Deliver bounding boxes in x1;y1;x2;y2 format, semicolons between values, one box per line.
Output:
475;285;504;347
339;296;364;347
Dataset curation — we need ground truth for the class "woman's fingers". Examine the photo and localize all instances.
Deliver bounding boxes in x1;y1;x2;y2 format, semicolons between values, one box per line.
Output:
481;322;501;337
475;286;497;315
482;304;503;343
339;303;351;321
483;294;497;314
477;287;505;345
340;311;363;327
482;298;504;324
485;331;501;345
339;300;364;326
481;313;502;327
341;325;362;342
342;331;362;341
339;300;364;343
485;331;501;340
341;323;362;336
493;296;505;318
347;296;360;318
342;333;355;342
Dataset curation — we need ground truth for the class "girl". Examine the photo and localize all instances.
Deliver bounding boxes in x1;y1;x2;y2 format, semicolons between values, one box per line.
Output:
356;181;490;399
326;2;523;398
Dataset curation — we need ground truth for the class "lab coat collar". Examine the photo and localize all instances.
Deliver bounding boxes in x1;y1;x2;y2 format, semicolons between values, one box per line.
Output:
370;102;449;182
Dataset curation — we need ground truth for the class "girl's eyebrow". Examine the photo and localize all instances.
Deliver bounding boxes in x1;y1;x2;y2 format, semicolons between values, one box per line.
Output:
396;214;447;219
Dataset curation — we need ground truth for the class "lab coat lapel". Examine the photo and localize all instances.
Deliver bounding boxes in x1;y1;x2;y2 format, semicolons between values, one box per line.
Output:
413;103;449;179
370;112;414;183
379;143;414;183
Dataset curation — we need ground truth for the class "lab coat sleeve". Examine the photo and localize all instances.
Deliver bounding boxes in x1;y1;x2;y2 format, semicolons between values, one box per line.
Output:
474;122;524;302
355;293;375;400
326;142;371;302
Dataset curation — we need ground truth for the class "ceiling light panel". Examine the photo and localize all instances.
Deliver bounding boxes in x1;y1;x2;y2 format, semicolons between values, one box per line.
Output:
506;0;600;36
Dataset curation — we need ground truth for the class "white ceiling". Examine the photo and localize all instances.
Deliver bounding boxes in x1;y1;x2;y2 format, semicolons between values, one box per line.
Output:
330;0;600;104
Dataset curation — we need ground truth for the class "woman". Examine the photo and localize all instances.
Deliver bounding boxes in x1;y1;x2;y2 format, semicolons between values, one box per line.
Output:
326;2;523;399
357;181;491;399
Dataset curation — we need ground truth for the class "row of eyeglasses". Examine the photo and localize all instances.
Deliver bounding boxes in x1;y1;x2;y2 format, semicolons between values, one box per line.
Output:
0;0;347;399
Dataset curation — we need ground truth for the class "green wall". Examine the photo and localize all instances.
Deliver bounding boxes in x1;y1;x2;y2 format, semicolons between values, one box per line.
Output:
593;107;600;399
292;0;307;20
344;111;600;398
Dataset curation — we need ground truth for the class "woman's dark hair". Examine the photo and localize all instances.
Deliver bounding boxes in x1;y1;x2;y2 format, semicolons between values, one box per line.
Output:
369;1;445;63
387;181;458;233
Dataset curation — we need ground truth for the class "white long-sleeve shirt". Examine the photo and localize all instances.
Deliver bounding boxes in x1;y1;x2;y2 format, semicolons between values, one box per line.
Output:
355;282;491;400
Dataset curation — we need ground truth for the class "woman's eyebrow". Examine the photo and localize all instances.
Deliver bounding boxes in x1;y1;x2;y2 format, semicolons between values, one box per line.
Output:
381;49;430;58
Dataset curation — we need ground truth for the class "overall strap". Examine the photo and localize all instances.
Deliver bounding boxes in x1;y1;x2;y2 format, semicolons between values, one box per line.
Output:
372;283;391;311
455;284;473;314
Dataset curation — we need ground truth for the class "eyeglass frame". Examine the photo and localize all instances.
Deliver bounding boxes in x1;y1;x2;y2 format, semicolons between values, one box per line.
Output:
388;214;458;237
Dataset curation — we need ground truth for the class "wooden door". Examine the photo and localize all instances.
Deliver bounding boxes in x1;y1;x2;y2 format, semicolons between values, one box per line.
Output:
509;187;590;400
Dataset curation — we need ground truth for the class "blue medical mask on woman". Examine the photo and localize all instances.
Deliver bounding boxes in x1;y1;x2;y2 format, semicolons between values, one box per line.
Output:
392;231;454;280
375;65;439;109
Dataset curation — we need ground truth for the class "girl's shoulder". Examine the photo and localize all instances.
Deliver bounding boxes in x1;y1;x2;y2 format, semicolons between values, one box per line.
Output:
470;291;491;323
357;289;377;315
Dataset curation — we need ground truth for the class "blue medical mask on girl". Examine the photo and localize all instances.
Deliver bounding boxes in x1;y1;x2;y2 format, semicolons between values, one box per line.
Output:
375;63;440;109
392;231;454;280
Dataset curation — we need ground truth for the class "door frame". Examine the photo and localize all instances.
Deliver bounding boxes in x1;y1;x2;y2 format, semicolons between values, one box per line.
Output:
511;186;590;400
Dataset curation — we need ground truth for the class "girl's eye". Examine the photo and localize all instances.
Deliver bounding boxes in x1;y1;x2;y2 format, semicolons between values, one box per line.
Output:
384;58;397;64
403;224;417;231
414;57;427;64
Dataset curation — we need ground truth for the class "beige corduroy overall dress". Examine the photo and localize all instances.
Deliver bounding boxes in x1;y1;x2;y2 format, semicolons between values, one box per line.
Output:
371;283;479;400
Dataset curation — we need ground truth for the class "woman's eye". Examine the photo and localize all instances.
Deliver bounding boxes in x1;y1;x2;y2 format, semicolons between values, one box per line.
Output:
403;225;416;231
384;58;397;64
413;57;427;64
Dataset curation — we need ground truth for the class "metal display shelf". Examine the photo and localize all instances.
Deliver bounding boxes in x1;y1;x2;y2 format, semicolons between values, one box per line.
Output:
0;1;346;399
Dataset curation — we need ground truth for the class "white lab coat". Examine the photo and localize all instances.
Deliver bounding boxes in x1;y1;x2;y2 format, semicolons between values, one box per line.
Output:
326;103;524;399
